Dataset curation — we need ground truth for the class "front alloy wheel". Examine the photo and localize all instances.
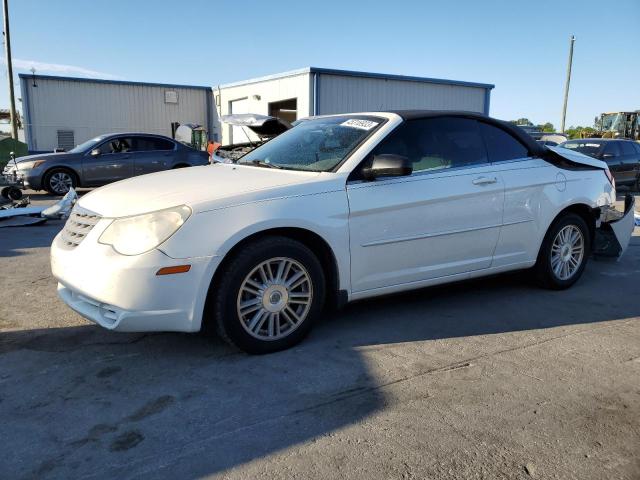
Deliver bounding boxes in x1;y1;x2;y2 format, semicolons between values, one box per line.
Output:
237;257;313;340
209;236;326;354
46;170;74;195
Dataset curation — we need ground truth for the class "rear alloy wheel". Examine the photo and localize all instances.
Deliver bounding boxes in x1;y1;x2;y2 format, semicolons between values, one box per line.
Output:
535;213;590;289
550;225;584;281
209;236;325;354
45;169;76;195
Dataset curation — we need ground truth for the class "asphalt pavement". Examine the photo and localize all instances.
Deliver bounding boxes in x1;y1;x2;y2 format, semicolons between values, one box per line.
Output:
0;191;638;479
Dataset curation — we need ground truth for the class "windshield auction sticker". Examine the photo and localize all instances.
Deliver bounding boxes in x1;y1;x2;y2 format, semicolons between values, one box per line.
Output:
340;119;379;130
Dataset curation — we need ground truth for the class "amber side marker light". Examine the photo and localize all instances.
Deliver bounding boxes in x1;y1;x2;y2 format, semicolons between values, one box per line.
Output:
156;265;191;276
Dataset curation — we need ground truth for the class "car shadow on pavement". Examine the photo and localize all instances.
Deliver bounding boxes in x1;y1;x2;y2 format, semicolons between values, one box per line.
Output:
1;324;388;479
2;234;640;479
0;190;90;257
0;221;64;257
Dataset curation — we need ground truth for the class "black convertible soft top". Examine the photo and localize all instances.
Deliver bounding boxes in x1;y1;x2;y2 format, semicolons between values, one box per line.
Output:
388;110;545;157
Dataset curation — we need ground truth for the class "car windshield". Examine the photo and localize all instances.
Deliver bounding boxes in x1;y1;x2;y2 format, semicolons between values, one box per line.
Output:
237;115;384;171
601;113;623;132
559;141;603;158
68;136;107;153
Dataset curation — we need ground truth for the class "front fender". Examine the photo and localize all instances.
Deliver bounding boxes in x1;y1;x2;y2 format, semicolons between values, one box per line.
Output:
159;189;351;290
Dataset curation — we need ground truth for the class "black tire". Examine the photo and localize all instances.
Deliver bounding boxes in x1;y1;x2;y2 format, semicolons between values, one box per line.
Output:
43;168;77;196
534;213;590;290
172;164;189;169
208;236;326;354
0;186;8;199
7;187;22;200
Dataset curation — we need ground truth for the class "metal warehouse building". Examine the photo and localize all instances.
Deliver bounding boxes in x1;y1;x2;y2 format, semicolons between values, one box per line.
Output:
18;67;493;152
216;67;494;144
19;74;215;152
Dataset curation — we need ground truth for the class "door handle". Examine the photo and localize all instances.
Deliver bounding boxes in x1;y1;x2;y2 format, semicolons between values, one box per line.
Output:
472;176;498;185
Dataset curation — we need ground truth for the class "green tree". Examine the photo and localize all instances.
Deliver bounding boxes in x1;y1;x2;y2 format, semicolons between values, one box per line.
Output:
565;127;580;139
539;122;555;132
564;126;597;139
511;118;533;126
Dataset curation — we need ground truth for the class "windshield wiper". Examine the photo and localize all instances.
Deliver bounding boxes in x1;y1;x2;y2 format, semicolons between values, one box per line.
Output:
245;159;283;169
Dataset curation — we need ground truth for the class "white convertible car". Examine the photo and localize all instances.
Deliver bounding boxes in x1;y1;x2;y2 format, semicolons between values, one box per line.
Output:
51;111;635;353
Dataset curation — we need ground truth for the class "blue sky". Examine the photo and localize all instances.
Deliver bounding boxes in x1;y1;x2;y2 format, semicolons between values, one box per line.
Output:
1;0;639;129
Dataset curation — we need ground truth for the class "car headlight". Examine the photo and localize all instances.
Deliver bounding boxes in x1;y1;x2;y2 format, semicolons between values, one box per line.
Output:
17;160;46;170
98;205;191;256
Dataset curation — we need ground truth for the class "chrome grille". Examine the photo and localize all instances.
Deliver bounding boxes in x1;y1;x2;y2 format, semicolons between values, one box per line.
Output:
61;207;101;248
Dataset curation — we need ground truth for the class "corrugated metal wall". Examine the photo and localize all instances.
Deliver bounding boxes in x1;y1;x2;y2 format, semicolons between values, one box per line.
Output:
216;72;311;145
21;77;211;152
20;70;491;150
316;74;487;115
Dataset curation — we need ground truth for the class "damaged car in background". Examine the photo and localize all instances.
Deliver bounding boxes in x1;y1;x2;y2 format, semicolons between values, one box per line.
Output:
211;114;291;163
50;111;636;354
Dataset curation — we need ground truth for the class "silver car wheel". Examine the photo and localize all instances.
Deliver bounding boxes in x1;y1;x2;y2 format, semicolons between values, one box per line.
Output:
49;172;73;194
237;257;313;341
550;225;584;281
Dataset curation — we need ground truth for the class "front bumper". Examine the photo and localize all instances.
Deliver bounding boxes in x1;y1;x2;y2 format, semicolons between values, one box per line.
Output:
51;223;220;332
22;171;43;190
594;194;636;258
2;170;25;189
3;165;44;190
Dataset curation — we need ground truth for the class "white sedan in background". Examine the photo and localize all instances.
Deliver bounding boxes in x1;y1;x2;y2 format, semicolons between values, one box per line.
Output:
51;111;635;354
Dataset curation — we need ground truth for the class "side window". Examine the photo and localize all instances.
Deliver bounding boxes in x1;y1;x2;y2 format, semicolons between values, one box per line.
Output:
620;142;636;156
479;122;529;162
602;142;621;158
372;117;487;173
134;137;175;152
97;137;133;155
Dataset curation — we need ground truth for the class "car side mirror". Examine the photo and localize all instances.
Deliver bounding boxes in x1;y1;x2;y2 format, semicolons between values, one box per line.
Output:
362;154;412;181
90;149;101;157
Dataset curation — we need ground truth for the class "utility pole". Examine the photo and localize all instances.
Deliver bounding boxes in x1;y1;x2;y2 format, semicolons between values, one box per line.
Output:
2;0;17;139
560;35;575;133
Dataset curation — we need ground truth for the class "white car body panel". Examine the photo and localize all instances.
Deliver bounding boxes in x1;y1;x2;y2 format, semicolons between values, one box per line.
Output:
50;111;621;334
50;218;220;332
78;164;325;217
491;158;615;267
347;164;504;292
160;177;352;297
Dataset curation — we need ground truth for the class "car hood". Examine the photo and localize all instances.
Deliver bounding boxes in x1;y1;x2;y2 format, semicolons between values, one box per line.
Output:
221;114;291;138
546;146;608;169
77;163;327;217
14;152;74;163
